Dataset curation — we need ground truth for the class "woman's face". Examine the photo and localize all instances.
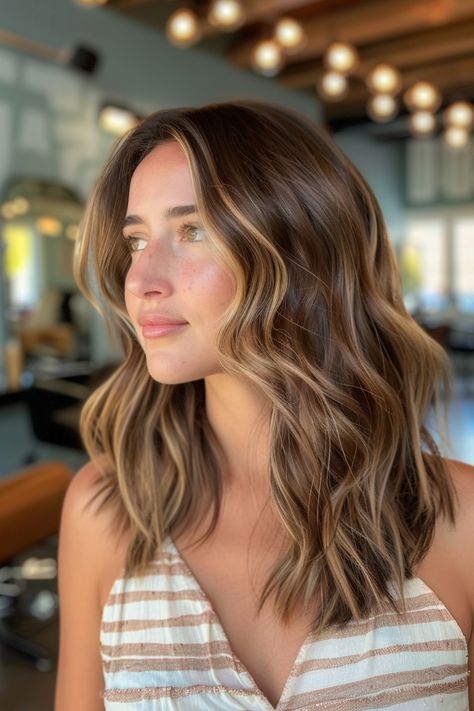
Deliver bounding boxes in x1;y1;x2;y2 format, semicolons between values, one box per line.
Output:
124;141;235;384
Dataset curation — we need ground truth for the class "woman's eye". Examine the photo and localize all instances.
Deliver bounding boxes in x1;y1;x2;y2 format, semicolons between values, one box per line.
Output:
123;235;147;253
180;224;205;242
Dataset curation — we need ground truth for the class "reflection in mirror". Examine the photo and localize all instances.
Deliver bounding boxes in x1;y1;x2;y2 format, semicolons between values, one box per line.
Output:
0;178;92;390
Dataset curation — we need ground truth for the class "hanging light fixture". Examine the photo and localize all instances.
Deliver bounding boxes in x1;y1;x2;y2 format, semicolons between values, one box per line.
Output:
11;197;30;215
1;202;16;220
166;7;202;48
99;104;140;136
251;39;284;76
324;42;359;75
36;216;63;237
443;126;470;148
443;101;474;130
317;72;348;101
208;0;245;31
274;17;306;52
403;81;441;112
408;111;437;137
366;94;399;122
366;64;402;95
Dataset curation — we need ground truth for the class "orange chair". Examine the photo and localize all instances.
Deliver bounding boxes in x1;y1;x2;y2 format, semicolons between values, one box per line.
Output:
0;461;72;670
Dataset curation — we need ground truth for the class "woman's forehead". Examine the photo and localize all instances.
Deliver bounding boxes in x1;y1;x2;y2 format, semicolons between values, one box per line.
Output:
128;143;195;205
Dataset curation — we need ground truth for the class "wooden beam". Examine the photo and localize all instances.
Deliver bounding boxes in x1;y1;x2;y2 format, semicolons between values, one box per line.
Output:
280;20;474;89
227;0;474;67
110;0;316;21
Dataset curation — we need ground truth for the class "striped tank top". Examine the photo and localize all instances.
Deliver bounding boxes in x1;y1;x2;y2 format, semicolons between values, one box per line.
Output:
100;536;469;710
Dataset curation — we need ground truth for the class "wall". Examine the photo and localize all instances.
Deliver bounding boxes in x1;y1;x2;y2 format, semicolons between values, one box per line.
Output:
334;125;405;246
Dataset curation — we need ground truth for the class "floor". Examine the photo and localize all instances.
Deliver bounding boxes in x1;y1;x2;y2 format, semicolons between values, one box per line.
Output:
0;368;473;711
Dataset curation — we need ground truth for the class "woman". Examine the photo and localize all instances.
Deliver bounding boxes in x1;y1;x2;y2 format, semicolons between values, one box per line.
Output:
55;100;473;710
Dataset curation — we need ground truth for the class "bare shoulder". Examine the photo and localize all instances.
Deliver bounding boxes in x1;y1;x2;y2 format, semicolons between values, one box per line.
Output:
444;456;474;509
443;459;474;711
438;457;474;564
55;458;127;710
442;458;474;629
63;459;132;603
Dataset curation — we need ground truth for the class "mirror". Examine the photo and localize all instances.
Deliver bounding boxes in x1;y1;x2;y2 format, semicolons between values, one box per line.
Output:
1;177;92;387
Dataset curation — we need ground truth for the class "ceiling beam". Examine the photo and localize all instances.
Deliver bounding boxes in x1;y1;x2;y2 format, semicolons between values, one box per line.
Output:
279;20;474;89
110;0;316;20
227;0;474;67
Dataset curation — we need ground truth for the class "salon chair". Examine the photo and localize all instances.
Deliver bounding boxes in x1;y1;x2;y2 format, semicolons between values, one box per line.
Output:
0;461;72;670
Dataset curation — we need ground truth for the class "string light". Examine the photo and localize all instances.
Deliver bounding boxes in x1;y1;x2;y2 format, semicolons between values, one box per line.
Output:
324;42;359;75
166;8;202;48
99;105;139;136
443;126;469;148
274;17;306;51
366;64;402;95
408;111;437;136
251;39;284;76
318;72;348;101
11;197;30;215
443;101;474;129
36;216;63;237
366;94;399;122
403;81;441;112
208;0;244;31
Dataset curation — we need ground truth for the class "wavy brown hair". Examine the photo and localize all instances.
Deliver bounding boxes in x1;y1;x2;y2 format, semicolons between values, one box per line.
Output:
74;99;455;634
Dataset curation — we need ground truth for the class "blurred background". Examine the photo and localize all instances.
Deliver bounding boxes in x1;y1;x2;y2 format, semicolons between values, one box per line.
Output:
0;0;473;708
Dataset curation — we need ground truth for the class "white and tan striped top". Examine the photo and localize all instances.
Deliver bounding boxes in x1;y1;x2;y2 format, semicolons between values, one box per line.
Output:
100;536;469;710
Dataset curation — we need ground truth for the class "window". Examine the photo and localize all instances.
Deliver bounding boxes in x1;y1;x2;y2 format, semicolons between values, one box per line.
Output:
401;212;474;315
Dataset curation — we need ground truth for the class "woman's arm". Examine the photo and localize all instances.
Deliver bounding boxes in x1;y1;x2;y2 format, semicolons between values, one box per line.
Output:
54;461;108;710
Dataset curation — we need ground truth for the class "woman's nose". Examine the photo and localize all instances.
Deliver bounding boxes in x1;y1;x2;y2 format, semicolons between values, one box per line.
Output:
125;243;174;299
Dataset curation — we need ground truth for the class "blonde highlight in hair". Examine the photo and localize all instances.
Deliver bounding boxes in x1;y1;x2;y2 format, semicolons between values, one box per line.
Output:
74;99;455;634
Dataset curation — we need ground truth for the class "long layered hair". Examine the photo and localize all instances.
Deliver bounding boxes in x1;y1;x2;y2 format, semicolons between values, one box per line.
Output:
74;99;455;633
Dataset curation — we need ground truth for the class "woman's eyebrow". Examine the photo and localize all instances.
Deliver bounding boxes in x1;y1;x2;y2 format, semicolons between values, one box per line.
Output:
122;204;198;229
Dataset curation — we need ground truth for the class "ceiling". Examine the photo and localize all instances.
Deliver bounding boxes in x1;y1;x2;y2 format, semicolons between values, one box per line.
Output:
106;0;474;131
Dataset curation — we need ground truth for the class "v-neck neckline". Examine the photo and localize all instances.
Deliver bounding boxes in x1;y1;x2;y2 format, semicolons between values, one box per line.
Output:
166;535;313;711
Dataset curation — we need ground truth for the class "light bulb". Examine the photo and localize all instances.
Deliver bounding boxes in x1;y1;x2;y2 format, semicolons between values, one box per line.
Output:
404;81;441;112
318;72;348;101
11;197;30;215
324;42;359;75
274;17;306;50
208;0;244;31
166;8;202;48
99;106;139;136
1;202;15;220
251;39;284;76
366;94;398;122
444;126;469;148
408;111;436;136
366;64;402;95
443;101;474;129
36;217;63;237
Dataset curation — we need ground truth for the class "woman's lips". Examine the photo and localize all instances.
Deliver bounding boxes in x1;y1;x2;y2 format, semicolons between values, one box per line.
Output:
141;323;188;338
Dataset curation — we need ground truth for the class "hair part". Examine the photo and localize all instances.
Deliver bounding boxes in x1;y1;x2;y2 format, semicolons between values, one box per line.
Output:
74;99;455;634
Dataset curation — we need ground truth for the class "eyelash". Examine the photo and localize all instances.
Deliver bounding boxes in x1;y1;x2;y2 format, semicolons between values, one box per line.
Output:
123;222;205;253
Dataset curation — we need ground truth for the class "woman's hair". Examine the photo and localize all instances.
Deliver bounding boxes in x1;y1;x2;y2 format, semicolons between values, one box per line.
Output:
74;99;455;634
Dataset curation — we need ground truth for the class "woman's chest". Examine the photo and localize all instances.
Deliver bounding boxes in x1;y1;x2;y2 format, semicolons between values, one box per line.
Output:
172;525;313;708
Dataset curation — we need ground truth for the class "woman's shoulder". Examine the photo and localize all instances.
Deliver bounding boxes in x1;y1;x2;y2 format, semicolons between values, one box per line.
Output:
63;459;133;606
443;457;474;581
437;457;474;623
